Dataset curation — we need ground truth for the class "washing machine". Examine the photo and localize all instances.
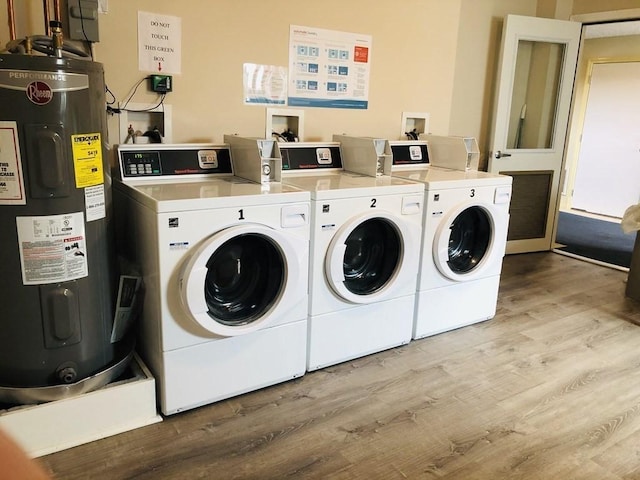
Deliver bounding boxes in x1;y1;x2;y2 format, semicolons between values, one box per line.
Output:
278;141;424;371
389;141;512;339
113;144;310;415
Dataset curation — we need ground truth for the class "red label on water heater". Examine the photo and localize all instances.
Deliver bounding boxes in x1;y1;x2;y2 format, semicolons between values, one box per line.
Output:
26;81;53;105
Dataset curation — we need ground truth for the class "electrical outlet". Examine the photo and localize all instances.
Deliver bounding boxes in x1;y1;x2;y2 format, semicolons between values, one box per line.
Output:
149;75;172;93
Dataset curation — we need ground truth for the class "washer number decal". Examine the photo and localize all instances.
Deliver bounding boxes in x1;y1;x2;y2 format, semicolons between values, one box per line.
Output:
470;189;476;198
370;198;377;208
238;209;245;220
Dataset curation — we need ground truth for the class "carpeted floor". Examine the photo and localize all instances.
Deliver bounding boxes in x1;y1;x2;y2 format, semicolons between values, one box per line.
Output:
555;211;636;268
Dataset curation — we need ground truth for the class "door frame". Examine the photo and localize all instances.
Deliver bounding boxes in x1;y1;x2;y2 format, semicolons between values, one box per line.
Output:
564;58;640;218
554;8;640;243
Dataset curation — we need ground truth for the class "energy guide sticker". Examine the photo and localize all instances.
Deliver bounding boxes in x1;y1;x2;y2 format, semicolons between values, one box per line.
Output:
0;121;26;205
16;212;88;285
72;132;104;188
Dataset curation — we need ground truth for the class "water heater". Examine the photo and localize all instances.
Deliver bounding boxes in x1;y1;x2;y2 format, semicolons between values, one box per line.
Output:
0;21;132;403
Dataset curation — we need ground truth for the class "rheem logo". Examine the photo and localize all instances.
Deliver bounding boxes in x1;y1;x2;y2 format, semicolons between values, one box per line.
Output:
26;81;53;105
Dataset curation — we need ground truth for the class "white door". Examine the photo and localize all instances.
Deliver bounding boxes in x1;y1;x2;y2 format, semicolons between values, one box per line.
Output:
325;211;411;304
572;61;640;218
179;224;305;337
488;15;581;254
433;202;508;282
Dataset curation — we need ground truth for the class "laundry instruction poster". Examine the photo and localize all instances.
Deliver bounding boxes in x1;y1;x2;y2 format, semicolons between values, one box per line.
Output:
288;25;371;109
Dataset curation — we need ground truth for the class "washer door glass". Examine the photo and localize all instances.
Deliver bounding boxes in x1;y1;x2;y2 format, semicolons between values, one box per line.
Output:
342;218;400;295
205;233;284;325
447;206;491;273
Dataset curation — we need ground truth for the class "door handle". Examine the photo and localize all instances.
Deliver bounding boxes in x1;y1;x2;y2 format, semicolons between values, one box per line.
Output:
494;150;511;159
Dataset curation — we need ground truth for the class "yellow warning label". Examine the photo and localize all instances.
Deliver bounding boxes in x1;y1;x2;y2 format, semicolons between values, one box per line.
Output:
72;132;104;188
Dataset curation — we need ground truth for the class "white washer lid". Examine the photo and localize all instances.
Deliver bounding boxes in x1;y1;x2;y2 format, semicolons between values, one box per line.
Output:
282;172;423;200
393;166;513;190
114;177;310;213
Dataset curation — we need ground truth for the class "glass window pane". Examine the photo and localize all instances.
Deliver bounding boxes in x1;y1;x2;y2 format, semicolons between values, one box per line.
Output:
447;207;491;273
342;219;400;295
205;234;283;325
509;40;564;149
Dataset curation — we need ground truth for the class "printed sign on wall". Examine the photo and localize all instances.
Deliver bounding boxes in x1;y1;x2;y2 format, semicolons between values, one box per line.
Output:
243;63;287;105
138;11;182;74
288;25;372;109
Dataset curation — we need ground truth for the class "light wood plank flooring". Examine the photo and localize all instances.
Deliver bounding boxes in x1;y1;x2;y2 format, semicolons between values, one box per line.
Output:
40;252;640;479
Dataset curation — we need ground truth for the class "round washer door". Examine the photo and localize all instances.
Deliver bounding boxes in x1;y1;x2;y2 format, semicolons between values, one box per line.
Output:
325;211;411;304
179;224;303;337
433;202;499;281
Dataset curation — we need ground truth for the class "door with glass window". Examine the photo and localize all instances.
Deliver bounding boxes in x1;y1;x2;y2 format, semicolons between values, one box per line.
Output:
180;224;304;337
488;15;581;253
435;205;492;278
325;212;410;304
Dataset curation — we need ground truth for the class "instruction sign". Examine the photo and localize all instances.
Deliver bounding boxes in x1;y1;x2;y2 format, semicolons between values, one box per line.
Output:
138;11;182;74
288;25;371;109
243;63;287;105
16;212;88;285
72;132;104;188
0;121;26;205
85;184;106;222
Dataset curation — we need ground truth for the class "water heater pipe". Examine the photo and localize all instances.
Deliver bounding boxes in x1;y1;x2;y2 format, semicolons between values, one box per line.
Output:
6;0;16;41
43;0;51;34
53;0;61;23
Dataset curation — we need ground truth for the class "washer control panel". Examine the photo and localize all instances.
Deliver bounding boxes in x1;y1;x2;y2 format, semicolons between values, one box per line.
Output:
116;144;233;179
389;141;429;166
279;143;343;171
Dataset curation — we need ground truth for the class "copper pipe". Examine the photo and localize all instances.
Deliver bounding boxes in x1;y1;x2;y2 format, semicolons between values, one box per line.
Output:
7;0;17;41
43;0;51;35
53;0;61;23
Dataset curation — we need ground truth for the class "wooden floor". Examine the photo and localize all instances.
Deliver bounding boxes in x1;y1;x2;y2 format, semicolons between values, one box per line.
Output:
40;252;640;479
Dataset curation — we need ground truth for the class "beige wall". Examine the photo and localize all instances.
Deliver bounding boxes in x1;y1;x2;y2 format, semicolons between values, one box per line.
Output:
0;0;506;148
448;0;537;169
2;1;462;144
1;1;636;151
448;0;639;168
571;0;640;15
93;0;465;144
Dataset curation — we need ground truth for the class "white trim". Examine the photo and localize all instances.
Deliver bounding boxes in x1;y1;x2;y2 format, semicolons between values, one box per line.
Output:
553;248;629;272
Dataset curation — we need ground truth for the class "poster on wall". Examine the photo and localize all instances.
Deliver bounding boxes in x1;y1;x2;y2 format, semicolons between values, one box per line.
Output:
288;25;371;109
243;63;287;105
138;11;182;74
